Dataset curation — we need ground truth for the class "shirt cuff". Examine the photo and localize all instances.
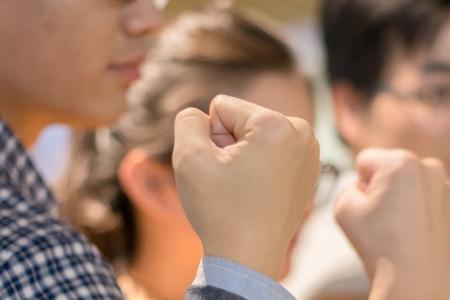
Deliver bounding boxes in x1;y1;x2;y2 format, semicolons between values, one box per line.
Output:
192;256;296;300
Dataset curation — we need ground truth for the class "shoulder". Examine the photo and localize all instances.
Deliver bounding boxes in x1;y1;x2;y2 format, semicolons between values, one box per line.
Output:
0;200;122;299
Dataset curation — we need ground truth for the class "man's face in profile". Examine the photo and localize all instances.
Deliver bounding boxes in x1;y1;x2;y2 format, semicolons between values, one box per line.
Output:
340;18;450;174
0;0;162;126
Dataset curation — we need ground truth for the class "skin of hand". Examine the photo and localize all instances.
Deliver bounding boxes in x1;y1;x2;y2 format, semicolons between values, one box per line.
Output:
172;95;320;279
335;148;450;300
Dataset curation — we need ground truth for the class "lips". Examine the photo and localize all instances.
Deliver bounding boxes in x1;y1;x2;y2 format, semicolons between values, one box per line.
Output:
109;53;147;86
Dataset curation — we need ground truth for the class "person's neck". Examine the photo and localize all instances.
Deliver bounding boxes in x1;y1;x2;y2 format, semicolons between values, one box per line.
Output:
0;101;56;148
129;218;202;300
0;100;96;148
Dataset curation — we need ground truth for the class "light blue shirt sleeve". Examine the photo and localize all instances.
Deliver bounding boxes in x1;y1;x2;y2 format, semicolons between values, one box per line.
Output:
192;256;296;300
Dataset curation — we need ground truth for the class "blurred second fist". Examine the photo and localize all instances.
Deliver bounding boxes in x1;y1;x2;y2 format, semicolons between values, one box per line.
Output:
335;149;450;300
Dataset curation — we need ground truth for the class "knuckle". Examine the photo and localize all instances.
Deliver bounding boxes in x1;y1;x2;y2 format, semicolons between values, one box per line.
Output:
253;110;283;126
422;157;445;170
212;94;228;104
390;149;419;172
292;119;316;152
292;117;311;133
254;112;293;139
289;117;312;139
422;157;446;180
273;116;295;137
293;118;314;139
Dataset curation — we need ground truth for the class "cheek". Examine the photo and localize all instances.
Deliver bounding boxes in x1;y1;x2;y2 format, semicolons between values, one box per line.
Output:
370;101;450;163
0;1;123;122
47;11;127;122
369;100;424;149
411;113;450;170
43;11;119;95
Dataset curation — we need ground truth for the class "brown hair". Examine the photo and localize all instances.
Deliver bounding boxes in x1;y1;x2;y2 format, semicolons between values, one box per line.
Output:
58;3;296;267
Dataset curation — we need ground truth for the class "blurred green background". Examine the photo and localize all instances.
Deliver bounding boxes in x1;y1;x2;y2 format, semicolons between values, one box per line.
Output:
165;0;319;20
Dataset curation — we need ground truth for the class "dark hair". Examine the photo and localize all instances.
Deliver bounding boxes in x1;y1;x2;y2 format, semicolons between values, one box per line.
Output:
58;3;296;267
322;0;450;99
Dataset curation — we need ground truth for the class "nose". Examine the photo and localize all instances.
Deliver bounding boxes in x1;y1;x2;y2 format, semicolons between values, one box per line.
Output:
121;0;164;37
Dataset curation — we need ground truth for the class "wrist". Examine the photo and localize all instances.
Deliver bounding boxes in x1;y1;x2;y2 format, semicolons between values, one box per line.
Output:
368;257;446;300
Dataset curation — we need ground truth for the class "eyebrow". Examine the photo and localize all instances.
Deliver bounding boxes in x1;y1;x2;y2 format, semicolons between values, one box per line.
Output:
422;61;450;74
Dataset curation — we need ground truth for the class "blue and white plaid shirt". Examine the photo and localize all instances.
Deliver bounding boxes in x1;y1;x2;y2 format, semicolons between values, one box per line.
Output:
0;123;123;299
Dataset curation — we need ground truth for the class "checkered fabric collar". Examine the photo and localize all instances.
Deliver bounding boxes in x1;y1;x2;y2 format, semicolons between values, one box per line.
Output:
0;122;55;212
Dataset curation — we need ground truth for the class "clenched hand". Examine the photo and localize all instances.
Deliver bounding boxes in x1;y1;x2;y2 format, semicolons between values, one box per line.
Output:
336;149;450;300
173;95;320;278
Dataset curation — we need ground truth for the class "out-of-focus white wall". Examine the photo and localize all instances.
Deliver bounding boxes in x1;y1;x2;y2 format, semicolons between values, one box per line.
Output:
286;21;352;170
283;21;364;300
29;125;71;187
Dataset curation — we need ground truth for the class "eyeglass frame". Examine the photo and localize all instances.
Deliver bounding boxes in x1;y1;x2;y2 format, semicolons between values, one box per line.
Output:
376;83;450;106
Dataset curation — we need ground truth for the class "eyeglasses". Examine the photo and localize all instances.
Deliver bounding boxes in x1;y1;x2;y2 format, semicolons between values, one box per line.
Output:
379;84;450;106
119;0;169;10
153;0;169;10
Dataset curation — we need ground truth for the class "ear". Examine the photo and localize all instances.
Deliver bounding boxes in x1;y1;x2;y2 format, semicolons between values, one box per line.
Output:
332;81;370;153
118;148;174;222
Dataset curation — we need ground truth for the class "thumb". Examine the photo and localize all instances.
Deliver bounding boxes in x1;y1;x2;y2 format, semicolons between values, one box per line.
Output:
334;183;368;237
209;97;236;148
356;148;399;191
173;108;215;169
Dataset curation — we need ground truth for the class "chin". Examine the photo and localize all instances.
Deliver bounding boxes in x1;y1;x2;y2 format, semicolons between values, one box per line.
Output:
72;104;126;129
91;92;128;126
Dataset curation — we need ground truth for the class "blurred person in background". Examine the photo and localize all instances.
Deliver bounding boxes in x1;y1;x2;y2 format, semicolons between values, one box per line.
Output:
326;0;450;173
58;4;312;300
286;0;450;299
